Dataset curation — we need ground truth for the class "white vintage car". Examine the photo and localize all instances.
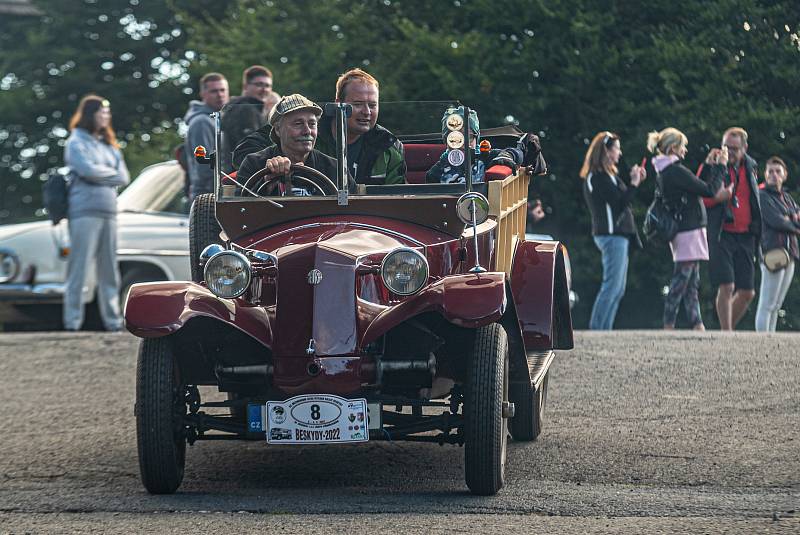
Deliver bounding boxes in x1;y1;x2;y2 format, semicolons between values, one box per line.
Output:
0;161;190;328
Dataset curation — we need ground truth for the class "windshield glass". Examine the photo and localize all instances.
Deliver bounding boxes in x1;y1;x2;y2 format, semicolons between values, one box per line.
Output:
117;162;188;214
217;100;501;198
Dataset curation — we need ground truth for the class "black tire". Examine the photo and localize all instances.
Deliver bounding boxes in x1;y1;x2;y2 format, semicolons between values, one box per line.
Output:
464;323;509;496
136;337;186;494
189;193;221;282
510;372;548;441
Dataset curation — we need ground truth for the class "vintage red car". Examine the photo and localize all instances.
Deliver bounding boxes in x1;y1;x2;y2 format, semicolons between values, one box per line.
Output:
125;101;573;496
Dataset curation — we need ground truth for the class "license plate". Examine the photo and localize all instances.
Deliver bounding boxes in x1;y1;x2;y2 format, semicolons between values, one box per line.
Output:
266;395;369;444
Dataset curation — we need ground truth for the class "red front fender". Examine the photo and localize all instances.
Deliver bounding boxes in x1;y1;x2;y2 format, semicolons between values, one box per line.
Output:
124;281;272;346
361;272;506;346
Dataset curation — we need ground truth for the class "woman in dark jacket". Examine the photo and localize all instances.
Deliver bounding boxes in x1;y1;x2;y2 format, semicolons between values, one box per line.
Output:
647;127;730;330
580;131;647;330
755;156;800;331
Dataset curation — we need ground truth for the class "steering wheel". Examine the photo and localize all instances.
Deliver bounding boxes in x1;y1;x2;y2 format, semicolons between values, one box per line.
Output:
241;164;338;197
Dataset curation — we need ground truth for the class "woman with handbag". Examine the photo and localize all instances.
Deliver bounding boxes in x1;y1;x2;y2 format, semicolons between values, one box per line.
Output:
580;131;647;330
647;128;730;330
755;157;800;332
63;95;130;331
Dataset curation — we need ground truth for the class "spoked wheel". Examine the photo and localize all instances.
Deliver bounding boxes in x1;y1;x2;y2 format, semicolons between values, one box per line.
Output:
510;371;549;441
136;337;187;494
464;323;510;496
189;193;221;282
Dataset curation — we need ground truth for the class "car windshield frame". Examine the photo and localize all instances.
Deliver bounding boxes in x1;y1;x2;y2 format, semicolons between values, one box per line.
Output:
213;100;494;203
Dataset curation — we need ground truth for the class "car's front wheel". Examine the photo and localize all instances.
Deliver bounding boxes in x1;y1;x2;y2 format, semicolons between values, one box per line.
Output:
136;337;187;494
189;193;221;282
464;323;510;496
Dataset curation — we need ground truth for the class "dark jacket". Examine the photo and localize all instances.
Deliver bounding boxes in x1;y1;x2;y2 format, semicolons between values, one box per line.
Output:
583;170;641;245
221;95;266;172
232;126;270;170
759;186;800;260
315;115;406;185
237;144;337;195
701;153;762;241
660;161;724;232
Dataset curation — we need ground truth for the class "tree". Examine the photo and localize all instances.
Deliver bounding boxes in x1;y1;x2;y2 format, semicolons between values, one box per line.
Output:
0;0;195;223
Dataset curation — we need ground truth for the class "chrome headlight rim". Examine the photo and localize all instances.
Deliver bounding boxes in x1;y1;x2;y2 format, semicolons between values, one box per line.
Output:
380;247;429;296
0;248;21;284
203;250;252;299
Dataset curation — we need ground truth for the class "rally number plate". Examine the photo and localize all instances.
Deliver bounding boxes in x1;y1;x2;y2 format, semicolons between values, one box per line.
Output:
266;395;369;444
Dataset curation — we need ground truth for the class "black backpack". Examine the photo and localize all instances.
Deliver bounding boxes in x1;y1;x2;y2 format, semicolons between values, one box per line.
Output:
642;174;685;244
42;170;73;225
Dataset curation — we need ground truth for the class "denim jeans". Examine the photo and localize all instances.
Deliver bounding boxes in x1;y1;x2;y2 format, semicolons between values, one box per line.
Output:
590;235;629;330
755;260;795;332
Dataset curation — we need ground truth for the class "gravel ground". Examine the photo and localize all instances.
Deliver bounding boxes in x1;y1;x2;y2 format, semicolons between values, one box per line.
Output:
0;330;797;534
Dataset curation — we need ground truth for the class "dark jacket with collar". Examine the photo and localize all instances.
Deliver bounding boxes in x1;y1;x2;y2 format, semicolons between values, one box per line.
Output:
701;153;762;241
314;115;406;185
220;95;266;172
582;169;642;247
660;161;724;232
759;185;800;260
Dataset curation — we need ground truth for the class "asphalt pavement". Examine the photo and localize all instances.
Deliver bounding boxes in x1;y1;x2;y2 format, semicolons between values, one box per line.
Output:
0;330;797;533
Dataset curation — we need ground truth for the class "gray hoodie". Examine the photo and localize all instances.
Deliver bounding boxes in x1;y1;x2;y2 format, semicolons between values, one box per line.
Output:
183;100;216;198
65;128;130;219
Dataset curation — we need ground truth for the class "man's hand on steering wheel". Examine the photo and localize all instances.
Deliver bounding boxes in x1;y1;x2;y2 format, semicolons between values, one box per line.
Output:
263;156;293;178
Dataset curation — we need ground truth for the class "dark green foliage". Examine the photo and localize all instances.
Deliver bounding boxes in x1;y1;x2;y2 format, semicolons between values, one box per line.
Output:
2;0;799;328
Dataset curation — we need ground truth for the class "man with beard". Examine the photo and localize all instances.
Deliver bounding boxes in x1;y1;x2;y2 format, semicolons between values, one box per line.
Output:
237;94;336;196
232;69;405;185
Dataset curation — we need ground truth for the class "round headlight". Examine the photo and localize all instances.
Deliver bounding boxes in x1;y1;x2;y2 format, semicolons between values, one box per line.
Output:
380;248;429;296
204;250;251;298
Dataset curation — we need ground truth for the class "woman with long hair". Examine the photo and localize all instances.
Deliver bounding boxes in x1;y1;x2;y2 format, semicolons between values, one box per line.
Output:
580;132;647;329
755;156;800;331
63;94;130;331
646;127;730;330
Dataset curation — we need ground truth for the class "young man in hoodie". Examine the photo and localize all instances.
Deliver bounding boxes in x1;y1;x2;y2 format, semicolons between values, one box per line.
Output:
184;72;229;202
220;65;280;172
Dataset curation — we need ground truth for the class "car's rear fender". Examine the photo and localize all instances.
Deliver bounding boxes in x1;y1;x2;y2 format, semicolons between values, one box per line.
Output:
360;272;506;346
509;240;574;351
124;281;272;346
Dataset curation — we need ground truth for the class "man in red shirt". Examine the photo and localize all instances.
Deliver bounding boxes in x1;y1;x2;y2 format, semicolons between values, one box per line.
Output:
700;127;763;330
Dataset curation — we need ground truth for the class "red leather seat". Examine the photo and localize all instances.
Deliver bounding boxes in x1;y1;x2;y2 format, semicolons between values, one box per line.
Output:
404;144;444;184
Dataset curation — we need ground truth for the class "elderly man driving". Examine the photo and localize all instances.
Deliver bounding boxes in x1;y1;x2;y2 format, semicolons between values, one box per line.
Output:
237;94;336;195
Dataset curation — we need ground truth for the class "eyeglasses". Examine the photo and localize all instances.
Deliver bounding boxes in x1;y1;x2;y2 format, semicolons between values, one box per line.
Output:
603;133;617;147
248;82;272;89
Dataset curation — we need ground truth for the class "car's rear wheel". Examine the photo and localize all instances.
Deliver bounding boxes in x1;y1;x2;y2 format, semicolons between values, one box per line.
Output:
510;371;548;441
464;323;509;496
136;337;186;494
189;193;221;282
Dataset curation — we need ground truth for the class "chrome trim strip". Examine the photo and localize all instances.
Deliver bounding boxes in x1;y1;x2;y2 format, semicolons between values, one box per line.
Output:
117;249;188;257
